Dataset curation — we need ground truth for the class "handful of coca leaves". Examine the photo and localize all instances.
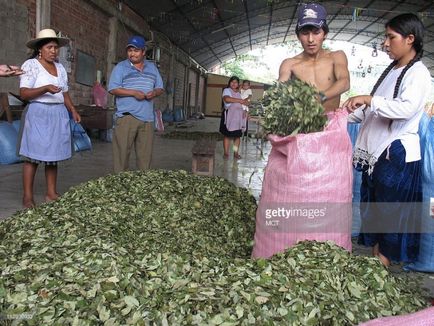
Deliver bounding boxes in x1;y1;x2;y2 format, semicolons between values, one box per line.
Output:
261;78;327;136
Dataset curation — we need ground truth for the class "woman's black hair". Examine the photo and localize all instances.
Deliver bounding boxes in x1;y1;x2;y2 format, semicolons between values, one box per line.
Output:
370;13;424;98
29;38;60;59
227;76;240;87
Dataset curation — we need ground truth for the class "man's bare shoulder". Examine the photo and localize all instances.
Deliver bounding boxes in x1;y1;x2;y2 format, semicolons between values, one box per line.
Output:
280;56;296;68
329;49;348;62
279;56;298;81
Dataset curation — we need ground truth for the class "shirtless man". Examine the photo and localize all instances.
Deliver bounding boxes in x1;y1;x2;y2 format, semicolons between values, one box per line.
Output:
278;3;350;112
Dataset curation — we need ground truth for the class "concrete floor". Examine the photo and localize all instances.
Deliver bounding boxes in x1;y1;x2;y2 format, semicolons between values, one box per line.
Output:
1;116;433;298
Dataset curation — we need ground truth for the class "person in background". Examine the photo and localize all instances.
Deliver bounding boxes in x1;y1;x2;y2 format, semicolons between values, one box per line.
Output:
18;29;81;208
278;3;350;111
0;64;24;77
343;13;431;267
219;76;249;160
240;80;252;137
108;35;164;173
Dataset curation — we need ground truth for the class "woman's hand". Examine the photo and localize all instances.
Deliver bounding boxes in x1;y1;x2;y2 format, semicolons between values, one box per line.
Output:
240;99;250;106
71;109;81;123
0;64;24;77
45;84;62;94
342;95;372;113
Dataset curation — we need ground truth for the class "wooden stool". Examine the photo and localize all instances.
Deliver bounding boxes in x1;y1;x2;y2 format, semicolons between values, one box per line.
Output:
192;139;216;176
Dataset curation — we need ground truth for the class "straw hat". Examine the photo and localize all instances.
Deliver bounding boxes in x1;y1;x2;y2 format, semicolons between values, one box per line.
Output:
26;28;69;49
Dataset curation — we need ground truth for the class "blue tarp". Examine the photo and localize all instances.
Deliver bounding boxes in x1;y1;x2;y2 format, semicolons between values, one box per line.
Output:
0;122;21;164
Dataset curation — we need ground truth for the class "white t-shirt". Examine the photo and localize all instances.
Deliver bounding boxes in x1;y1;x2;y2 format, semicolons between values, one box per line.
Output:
20;58;68;103
222;88;241;109
349;61;432;174
240;88;252;111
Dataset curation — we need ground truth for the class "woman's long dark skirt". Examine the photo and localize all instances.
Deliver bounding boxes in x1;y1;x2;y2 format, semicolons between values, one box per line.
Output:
358;140;422;263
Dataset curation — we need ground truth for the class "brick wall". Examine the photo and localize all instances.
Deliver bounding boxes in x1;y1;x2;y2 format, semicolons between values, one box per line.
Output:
0;0;205;112
153;50;169;111
188;69;197;110
51;0;111;105
174;60;186;108
0;0;32;93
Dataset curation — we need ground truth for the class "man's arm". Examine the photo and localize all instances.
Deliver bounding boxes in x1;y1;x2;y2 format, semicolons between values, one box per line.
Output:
145;65;165;100
145;88;164;100
278;58;293;82
109;88;146;100
321;50;350;100
108;63;146;101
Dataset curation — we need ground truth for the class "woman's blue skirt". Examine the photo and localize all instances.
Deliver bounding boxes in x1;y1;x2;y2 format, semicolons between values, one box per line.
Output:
18;102;72;163
358;139;422;263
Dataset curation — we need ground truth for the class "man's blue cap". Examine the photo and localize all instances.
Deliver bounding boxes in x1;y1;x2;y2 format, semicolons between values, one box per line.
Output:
296;3;327;30
126;35;146;49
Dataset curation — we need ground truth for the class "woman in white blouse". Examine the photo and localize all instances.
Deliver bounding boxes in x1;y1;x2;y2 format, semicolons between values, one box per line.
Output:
344;14;431;267
19;29;81;208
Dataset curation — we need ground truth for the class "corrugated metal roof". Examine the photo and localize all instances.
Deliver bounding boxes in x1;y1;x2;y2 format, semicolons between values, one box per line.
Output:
125;0;434;73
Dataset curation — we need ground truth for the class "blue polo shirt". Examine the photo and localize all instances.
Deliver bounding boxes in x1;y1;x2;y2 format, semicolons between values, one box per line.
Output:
108;59;164;122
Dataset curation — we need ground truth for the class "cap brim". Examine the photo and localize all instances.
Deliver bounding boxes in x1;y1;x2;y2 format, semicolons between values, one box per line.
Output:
126;44;145;49
26;37;69;49
297;19;325;29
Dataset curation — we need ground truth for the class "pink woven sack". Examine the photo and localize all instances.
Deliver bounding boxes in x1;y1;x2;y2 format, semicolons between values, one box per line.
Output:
252;110;353;258
359;306;434;326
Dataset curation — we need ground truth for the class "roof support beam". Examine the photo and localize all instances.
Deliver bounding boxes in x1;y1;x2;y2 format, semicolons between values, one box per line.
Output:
266;3;273;46
326;0;350;26
362;1;434;46
169;0;221;64
349;0;405;44
89;0;150;37
210;0;237;58
283;3;299;43
330;0;377;42
179;2;295;47
243;0;253;50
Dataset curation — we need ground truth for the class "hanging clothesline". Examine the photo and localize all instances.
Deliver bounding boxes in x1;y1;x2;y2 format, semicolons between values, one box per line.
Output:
346;6;434;23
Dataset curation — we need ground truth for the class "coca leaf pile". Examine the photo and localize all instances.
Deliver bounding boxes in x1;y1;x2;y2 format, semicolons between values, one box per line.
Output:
0;170;430;325
261;79;328;136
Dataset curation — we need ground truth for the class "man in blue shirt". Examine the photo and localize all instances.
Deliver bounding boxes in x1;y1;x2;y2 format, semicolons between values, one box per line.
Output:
108;35;164;172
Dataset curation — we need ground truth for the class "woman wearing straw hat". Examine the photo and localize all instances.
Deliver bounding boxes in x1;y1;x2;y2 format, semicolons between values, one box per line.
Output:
18;28;81;208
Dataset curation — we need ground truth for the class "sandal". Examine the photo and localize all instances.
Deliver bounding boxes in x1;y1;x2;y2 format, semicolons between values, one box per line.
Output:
234;153;242;159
